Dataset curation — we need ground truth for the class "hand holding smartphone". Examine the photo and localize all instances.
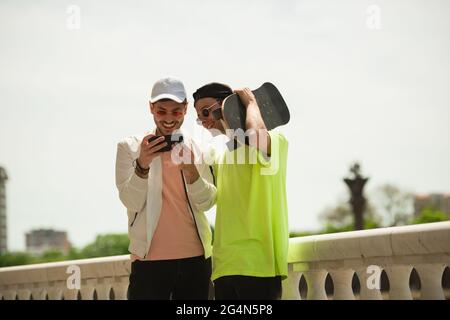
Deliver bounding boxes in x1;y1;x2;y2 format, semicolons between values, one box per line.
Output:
148;133;183;152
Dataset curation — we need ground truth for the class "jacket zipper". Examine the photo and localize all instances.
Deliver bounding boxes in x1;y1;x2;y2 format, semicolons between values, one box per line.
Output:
130;212;138;227
180;170;203;245
209;165;216;186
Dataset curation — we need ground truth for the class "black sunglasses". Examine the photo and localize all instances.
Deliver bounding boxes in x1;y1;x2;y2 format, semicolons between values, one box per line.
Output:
200;101;219;117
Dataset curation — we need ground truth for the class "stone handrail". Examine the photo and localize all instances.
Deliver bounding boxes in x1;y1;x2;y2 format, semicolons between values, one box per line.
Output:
1;222;449;300
0;255;130;300
282;221;450;300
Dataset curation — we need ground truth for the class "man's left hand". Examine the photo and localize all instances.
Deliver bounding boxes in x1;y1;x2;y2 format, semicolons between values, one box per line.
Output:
176;143;200;184
234;88;257;108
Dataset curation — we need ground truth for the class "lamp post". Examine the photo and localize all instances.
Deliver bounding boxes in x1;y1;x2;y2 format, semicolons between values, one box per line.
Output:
343;163;369;230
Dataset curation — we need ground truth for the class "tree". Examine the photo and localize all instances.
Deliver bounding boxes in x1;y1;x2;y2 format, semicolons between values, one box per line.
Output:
319;200;353;229
34;250;66;264
0;234;130;267
67;247;82;260
80;234;129;258
412;207;450;224
0;252;35;267
372;184;413;227
319;196;381;233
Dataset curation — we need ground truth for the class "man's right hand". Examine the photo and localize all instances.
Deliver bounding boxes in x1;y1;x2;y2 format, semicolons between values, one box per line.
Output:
137;134;167;168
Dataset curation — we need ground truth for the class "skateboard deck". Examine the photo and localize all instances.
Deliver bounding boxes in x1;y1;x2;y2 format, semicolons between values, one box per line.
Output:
221;82;290;131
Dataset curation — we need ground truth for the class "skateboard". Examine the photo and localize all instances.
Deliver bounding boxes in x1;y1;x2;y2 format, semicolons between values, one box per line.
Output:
217;82;290;131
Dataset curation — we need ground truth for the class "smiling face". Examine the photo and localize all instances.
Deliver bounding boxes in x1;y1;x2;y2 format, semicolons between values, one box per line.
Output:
150;99;187;135
194;97;225;134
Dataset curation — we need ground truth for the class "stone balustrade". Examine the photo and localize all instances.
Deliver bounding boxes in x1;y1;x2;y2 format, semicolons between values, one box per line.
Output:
1;222;449;300
0;255;130;300
282;221;450;300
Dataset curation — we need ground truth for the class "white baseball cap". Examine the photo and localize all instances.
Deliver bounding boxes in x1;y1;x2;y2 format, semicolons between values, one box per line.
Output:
150;77;187;103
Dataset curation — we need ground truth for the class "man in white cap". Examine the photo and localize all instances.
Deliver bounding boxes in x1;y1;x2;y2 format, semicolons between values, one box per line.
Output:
115;77;216;299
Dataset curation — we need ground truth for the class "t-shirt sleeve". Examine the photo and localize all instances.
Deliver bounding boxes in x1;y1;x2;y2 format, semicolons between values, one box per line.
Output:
256;131;288;175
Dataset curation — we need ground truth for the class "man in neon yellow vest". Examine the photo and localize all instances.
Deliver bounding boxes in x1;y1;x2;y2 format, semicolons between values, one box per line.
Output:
193;83;289;300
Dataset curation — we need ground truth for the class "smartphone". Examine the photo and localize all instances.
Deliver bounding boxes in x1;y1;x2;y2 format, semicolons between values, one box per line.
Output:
148;133;183;152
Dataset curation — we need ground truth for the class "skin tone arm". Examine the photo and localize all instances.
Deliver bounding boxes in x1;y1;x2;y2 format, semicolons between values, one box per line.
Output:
234;88;271;156
181;160;200;184
177;143;200;184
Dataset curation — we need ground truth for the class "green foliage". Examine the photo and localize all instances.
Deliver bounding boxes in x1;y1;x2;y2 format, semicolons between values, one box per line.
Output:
372;184;413;226
363;218;381;229
321;223;354;234
66;247;82;260
318;194;382;233
0;252;35;268
0;233;129;267
33;250;66;264
80;234;129;258
289;231;316;238
321;218;380;235
411;207;450;224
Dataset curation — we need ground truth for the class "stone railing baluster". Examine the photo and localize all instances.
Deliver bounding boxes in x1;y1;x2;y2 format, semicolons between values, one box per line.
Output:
415;263;446;300
281;264;301;300
329;269;355;300
385;265;413;300
303;269;328;300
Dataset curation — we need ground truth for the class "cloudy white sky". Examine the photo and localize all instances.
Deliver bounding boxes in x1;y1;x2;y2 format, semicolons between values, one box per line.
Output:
1;0;449;251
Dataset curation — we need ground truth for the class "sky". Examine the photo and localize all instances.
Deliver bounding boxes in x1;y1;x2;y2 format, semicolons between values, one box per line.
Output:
0;0;449;251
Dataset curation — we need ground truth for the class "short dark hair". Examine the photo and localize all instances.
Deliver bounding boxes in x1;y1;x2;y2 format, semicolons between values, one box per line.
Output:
193;82;233;105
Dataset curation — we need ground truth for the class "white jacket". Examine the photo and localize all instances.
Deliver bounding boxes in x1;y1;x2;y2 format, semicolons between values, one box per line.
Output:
115;129;216;259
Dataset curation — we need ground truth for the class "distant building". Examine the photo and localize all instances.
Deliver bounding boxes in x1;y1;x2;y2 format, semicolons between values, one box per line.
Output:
25;229;71;255
414;193;450;216
0;167;7;253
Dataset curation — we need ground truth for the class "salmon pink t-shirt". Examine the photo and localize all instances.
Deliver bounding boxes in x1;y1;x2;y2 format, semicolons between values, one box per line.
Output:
131;152;204;261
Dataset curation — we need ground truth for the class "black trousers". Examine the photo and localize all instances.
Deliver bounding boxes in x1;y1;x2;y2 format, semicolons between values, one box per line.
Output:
128;255;211;300
214;275;282;300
